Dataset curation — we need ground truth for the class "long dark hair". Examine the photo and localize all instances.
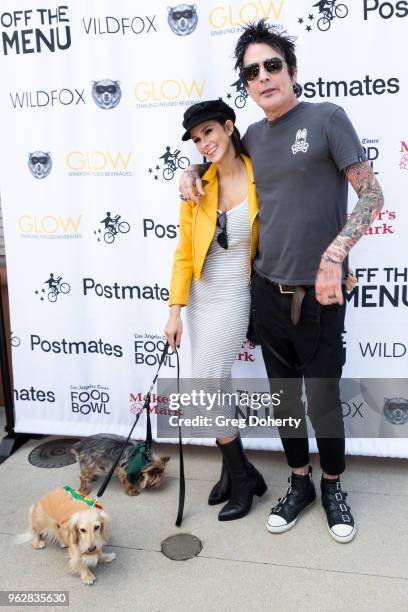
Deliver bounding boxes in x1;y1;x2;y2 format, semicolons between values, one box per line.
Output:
213;119;248;157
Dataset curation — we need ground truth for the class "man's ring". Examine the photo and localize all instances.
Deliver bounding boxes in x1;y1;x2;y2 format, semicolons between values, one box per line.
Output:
328;294;337;299
180;194;187;201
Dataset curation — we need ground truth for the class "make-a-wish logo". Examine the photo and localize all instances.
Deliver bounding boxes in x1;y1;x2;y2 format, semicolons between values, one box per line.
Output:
297;1;349;33
93;212;131;244
35;274;71;303
167;4;198;36
28;151;52;179
383;397;408;425
91;80;122;109
147;146;190;181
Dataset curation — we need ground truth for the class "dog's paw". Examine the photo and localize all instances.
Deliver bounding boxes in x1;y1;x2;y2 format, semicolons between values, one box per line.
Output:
81;572;96;585
32;540;46;549
101;552;116;563
125;487;139;496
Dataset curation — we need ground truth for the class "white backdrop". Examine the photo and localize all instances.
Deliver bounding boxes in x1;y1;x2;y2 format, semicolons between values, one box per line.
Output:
0;0;407;457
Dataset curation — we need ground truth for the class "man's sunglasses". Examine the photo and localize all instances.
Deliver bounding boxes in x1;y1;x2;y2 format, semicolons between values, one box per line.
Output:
216;211;228;250
241;57;284;83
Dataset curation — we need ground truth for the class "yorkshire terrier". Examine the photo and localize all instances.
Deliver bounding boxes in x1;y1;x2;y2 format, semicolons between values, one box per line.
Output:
72;434;170;497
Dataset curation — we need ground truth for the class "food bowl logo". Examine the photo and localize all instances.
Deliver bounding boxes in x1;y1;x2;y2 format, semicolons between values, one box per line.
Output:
92;79;122;109
28;151;52;179
167;4;198;35
383;397;408;425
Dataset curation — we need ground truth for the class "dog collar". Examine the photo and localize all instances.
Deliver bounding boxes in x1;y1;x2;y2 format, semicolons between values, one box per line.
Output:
63;486;103;509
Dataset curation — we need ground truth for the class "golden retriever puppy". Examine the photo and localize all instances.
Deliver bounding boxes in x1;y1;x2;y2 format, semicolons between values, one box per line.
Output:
28;487;115;585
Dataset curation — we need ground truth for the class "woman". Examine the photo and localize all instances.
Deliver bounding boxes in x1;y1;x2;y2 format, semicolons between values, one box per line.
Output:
164;100;266;521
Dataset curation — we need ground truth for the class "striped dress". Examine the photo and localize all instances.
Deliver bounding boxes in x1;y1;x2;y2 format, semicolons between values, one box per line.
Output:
186;198;251;437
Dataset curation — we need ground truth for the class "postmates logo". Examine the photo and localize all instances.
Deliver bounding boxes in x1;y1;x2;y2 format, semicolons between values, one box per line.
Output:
208;0;284;35
93;211;131;245
221;77;249;109
18;214;82;240
147;145;190;182
66;151;133;176
133;78;206;109
34;273;71;303
296;1;349;34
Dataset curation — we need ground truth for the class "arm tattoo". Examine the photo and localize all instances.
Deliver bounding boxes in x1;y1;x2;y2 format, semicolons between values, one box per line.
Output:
324;161;384;263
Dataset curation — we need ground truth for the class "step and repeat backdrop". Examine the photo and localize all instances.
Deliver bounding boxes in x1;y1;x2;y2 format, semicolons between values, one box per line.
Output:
0;0;407;457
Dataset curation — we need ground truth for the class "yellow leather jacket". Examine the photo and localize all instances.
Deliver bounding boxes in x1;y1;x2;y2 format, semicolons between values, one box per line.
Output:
169;154;258;306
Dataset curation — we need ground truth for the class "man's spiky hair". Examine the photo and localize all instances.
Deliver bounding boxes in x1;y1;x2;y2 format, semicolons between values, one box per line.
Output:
234;19;297;79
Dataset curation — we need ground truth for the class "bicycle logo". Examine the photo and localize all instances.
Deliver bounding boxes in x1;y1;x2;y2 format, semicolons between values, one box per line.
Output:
96;213;131;244
229;78;249;109
147;146;190;182
312;0;348;31
34;274;71;303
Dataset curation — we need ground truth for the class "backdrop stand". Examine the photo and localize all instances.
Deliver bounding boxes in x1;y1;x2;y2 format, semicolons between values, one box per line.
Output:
0;276;38;461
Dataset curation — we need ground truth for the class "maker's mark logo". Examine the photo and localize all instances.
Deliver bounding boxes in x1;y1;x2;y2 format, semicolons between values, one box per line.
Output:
297;0;349;33
383;397;408;425
399;140;408;171
147;146;190;181
291;129;309;154
93;212;131;244
92;79;122;109
35;273;71;303
28;151;52;179
167;4;198;36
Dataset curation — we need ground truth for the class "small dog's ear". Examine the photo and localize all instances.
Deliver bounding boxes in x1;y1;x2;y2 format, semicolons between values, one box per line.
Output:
161;456;170;464
100;511;109;542
67;515;80;546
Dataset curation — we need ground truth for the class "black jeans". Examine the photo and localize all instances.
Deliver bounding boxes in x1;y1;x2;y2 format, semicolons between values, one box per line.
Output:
252;274;346;476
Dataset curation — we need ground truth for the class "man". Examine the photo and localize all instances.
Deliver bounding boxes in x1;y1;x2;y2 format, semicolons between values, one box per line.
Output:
179;20;383;543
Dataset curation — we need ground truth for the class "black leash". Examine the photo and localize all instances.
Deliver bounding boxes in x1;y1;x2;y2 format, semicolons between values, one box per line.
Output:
93;342;185;527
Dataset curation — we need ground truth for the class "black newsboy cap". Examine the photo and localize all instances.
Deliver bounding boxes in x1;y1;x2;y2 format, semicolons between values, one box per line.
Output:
182;100;236;141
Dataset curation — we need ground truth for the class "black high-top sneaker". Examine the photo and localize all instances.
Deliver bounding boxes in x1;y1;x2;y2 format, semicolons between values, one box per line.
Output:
266;467;316;533
321;476;356;543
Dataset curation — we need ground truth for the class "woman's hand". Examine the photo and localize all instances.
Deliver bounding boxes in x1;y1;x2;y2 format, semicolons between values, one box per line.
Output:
179;165;204;204
164;307;183;351
346;268;357;292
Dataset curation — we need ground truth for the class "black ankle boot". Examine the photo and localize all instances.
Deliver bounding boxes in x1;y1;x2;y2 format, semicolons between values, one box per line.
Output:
208;456;231;505
217;437;267;521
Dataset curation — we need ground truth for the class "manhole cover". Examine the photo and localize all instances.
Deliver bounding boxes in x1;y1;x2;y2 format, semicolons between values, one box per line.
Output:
161;533;202;561
28;439;81;468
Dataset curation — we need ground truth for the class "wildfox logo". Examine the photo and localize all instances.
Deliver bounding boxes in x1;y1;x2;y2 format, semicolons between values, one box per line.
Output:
167;4;198;35
297;1;349;33
291;129;309;154
28;151;52;179
383;397;408;425
91;79;121;109
34;273;71;303
93;212;131;244
148;145;190;181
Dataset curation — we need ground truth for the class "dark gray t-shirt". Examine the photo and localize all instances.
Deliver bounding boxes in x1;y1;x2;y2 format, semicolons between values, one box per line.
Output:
242;101;367;285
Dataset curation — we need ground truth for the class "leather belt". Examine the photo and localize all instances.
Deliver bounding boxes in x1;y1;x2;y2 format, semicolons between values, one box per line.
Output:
264;280;314;326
